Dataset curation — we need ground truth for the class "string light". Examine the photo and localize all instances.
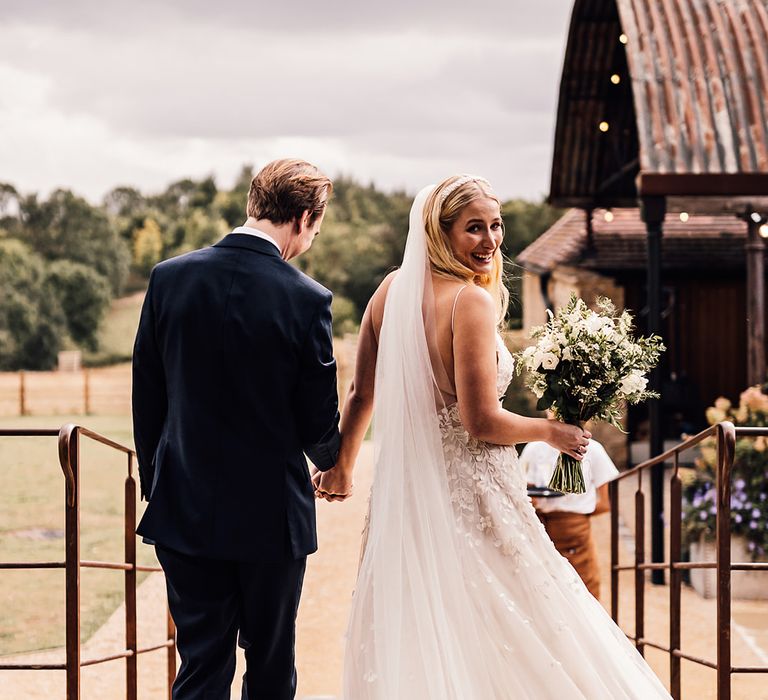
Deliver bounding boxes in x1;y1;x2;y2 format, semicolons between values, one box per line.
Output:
679;212;689;222
604;210;614;222
599;121;610;132
760;224;768;238
750;211;763;223
610;74;621;84
619;33;628;44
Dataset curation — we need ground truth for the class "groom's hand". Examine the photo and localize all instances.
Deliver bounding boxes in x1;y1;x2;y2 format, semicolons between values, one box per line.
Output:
312;464;353;502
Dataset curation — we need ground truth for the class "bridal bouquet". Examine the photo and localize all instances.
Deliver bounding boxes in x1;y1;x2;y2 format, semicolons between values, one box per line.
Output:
515;294;664;494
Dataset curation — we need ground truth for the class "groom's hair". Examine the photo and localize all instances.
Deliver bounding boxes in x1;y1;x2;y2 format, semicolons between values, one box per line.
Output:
247;159;332;226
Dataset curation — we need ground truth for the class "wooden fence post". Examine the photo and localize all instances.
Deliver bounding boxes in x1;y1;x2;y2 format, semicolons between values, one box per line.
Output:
83;370;91;415
19;370;27;416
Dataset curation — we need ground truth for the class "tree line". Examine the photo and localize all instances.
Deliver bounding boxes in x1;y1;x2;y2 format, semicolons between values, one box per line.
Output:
0;169;561;370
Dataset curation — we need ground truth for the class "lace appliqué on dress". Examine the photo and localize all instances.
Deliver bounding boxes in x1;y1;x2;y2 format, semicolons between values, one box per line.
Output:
438;335;546;567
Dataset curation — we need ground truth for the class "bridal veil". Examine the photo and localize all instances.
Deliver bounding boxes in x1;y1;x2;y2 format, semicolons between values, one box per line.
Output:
342;185;500;698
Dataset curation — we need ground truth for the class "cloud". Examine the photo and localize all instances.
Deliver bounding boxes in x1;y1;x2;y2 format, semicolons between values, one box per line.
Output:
0;2;571;201
0;0;571;35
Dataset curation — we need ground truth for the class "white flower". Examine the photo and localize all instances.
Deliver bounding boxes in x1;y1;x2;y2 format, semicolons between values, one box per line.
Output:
540;352;559;370
561;347;573;362
619;370;648;396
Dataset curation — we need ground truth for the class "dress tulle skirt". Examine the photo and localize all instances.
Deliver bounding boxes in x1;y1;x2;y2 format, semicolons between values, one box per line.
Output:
342;374;671;699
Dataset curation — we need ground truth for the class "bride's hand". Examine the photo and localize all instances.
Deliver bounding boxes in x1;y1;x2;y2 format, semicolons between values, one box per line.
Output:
314;465;354;502
546;421;591;460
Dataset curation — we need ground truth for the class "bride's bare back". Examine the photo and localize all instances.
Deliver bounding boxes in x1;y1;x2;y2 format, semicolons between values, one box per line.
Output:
314;187;590;501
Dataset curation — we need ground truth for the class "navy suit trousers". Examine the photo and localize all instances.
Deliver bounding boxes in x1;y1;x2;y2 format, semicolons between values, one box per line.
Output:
156;546;306;700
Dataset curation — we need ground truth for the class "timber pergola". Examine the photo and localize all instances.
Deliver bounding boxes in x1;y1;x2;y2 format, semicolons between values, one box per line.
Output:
549;0;768;583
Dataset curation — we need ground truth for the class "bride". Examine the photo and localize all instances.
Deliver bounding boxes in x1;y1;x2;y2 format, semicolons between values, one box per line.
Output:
314;175;672;699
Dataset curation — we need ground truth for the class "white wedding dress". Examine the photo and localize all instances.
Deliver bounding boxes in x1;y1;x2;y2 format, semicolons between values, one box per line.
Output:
342;186;671;699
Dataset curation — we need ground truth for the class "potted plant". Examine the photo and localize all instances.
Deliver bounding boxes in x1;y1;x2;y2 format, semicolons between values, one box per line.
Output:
681;386;768;599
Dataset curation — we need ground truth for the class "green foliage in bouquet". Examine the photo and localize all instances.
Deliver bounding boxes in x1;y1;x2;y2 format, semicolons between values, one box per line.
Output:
682;387;768;560
515;294;664;493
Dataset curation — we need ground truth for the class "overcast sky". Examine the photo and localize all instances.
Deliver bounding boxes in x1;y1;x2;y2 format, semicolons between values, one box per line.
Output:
0;1;573;203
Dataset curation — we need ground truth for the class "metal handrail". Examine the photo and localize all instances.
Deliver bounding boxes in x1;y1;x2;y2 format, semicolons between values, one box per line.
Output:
0;425;176;700
609;421;768;699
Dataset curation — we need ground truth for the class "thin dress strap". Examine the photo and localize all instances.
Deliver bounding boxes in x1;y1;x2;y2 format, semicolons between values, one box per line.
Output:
451;285;469;334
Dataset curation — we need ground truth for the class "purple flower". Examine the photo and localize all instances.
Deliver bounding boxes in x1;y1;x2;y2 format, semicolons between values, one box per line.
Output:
750;521;758;529
710;506;717;514
699;511;708;520
752;508;761;519
735;479;746;490
748;541;757;551
761;494;767;502
734;513;743;524
694;496;703;508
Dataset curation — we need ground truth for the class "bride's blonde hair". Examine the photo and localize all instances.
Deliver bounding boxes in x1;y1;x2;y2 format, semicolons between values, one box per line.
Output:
423;175;509;325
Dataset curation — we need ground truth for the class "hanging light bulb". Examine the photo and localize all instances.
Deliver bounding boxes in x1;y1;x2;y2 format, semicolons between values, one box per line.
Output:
619;33;628;44
599;121;610;132
604;210;614;222
610;74;621;84
679;212;689;223
750;211;763;223
760;224;768;238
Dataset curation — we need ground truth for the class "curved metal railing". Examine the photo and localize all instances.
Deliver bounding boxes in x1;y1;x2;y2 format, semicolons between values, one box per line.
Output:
0;425;176;700
609;421;768;700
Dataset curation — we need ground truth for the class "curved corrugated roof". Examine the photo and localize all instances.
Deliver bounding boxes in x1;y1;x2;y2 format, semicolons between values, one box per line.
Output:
550;0;768;207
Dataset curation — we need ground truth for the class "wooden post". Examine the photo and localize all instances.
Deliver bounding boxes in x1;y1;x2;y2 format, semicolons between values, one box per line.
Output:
745;209;766;387
83;369;91;416
19;370;26;416
640;195;666;585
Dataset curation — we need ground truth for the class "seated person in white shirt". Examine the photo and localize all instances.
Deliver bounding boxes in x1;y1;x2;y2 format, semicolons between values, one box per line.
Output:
519;434;619;599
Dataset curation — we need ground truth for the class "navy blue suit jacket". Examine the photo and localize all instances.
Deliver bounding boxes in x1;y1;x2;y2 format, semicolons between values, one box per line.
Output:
132;233;340;561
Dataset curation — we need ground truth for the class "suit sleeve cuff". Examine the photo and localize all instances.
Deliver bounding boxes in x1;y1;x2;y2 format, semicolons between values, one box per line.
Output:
305;427;341;471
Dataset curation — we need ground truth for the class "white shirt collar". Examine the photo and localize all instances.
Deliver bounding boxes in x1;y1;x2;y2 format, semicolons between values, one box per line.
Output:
231;226;281;253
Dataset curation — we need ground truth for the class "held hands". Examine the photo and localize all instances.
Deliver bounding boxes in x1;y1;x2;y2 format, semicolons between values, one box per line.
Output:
311;465;354;502
547;421;591;461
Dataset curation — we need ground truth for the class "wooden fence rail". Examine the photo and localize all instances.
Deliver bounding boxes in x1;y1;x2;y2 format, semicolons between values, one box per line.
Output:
0;368;132;417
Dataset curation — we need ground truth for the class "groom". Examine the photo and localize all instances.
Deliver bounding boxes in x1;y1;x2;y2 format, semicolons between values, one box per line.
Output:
132;158;342;699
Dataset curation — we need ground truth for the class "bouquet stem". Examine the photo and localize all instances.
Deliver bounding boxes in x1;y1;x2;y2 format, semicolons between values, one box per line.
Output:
548;452;587;495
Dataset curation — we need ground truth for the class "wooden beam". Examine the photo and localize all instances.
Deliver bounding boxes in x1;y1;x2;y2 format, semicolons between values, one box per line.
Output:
638;173;768;197
745;209;767;385
640;195;666;586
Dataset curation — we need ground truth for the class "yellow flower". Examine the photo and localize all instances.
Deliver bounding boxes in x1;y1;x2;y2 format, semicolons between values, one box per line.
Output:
706;407;726;426
755;436;767;453
714;397;731;412
740;386;768;413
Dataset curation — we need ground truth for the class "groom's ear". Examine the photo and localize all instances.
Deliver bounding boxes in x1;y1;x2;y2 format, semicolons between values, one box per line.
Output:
295;209;311;234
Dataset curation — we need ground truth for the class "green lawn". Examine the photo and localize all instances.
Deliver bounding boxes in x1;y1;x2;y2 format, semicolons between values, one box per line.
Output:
0;414;156;655
85;292;145;366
